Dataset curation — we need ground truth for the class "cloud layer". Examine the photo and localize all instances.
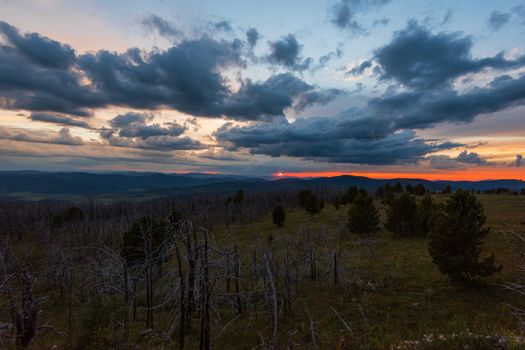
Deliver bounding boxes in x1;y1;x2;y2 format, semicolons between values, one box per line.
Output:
0;21;338;122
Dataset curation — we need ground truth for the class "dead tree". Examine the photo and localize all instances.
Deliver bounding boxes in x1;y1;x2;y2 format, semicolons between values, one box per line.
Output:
264;253;279;350
199;229;210;350
15;270;37;348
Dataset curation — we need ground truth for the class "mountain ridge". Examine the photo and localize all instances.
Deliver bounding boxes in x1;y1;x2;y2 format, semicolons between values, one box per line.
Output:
0;171;523;199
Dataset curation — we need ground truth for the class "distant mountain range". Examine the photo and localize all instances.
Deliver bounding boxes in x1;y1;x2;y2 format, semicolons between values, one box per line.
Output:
0;171;524;200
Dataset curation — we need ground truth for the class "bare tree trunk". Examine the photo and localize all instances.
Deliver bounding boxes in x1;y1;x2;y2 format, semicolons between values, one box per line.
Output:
199;230;210;350
264;253;278;350
233;243;243;314
15;270;37;348
175;242;185;350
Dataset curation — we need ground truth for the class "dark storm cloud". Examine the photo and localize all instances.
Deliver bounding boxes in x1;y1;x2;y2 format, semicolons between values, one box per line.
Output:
0;21;101;116
373;73;525;129
77;38;245;114
330;0;392;34
118;122;185;140
105;134;203;151
0;21;75;68
215;21;525;166
215;69;525;164
141;14;183;40
427;150;491;169
81;43;336;120
370;21;525;89
267;34;312;71
219;73;343;120
109;112;153;128
0;126;84;146
0;21;337;122
246;28;260;48
214;116;460;165
29;113;92;128
100;112;202;151
455;150;489;164
487;11;511;31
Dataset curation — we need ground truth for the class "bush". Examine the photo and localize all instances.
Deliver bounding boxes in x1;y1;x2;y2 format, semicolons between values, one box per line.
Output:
385;193;418;238
348;192;380;236
272;206;285;227
428;190;502;283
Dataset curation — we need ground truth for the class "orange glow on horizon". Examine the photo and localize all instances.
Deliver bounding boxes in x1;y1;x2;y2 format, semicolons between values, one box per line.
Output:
272;169;525;181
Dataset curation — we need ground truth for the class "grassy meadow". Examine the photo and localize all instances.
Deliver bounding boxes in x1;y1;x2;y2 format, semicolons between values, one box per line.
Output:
3;194;525;349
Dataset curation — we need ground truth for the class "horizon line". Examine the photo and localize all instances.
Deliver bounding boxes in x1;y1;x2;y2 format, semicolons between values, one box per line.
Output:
1;169;524;182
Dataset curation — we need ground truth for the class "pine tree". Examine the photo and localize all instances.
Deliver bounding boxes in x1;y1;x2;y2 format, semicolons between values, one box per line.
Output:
442;185;452;194
272;206;285;227
333;196;341;210
414;184;427;196
393;182;404;193
415;195;437;236
347;193;380;236
340;186;358;205
298;190;313;207
122;216;169;267
428;190;502;283
233;189;245;204
52;206;85;226
385;193;418;237
304;193;322;217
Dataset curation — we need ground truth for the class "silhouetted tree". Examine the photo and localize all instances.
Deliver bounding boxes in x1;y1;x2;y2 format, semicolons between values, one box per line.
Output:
414;184;427;196
347;193;380;236
385;193;418;238
442;185;452;194
340;186;359;205
393;182;404;193
416;195;438;236
121;216;169;267
428;190;502;283
375;186;385;200
272;206;285;227
52;207;85;226
233;189;245;205
298;190;313;207
333;196;341;210
304;194;322;217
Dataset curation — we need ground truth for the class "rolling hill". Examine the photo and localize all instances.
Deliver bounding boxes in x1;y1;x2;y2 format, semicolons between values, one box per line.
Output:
0;171;524;199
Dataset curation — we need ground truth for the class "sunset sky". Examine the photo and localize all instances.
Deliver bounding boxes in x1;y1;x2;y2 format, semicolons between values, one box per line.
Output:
0;0;524;180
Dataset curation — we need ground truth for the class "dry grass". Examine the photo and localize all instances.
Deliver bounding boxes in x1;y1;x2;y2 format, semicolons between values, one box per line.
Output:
5;194;525;349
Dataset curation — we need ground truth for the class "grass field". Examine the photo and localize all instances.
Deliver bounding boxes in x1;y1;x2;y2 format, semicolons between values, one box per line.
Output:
6;194;525;349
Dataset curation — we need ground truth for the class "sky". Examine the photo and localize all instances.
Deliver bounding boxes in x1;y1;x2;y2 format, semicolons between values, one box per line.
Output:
0;0;524;180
